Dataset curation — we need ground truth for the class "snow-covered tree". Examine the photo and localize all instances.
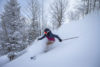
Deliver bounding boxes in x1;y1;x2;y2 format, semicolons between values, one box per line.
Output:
67;0;100;21
82;0;100;15
50;0;68;29
1;0;24;53
27;0;40;44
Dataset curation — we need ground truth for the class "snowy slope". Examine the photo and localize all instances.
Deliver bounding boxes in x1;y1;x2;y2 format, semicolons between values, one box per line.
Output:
0;55;9;66
2;12;100;67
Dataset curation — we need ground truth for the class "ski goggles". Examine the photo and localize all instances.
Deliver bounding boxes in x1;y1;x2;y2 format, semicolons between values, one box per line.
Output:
44;32;47;34
44;31;49;34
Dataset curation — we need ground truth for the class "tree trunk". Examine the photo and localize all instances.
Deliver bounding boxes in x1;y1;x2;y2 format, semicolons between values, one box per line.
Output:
93;0;97;10
99;0;100;9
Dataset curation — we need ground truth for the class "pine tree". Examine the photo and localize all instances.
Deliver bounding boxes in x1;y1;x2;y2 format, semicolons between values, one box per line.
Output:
1;0;24;53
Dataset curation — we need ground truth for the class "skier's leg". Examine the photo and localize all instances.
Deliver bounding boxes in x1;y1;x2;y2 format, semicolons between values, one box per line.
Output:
44;41;54;52
44;44;49;52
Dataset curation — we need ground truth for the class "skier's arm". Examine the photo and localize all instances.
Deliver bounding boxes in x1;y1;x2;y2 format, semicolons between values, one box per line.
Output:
38;35;46;40
53;34;62;42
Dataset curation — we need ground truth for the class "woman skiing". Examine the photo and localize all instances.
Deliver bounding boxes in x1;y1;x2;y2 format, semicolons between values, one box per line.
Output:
38;28;62;52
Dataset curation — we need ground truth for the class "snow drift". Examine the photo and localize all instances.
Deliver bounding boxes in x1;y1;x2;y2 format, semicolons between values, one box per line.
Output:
1;12;100;67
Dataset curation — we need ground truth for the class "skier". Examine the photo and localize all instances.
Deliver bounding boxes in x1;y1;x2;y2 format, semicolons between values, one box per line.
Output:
38;28;62;52
31;28;78;60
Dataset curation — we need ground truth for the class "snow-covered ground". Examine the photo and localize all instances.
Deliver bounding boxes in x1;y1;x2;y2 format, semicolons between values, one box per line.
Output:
1;12;100;67
0;55;9;66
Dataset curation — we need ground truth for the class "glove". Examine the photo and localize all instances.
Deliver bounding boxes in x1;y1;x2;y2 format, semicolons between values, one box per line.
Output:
59;39;62;42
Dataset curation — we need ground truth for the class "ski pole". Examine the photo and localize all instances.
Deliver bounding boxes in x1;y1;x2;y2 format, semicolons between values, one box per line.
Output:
62;36;79;41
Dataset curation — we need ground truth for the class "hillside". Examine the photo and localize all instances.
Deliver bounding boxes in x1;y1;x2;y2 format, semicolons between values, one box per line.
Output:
2;12;100;67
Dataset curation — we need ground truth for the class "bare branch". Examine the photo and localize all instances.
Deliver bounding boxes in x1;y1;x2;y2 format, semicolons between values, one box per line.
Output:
50;0;68;29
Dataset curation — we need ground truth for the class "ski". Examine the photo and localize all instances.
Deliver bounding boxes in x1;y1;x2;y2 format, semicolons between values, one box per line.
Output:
30;51;46;60
30;56;37;60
